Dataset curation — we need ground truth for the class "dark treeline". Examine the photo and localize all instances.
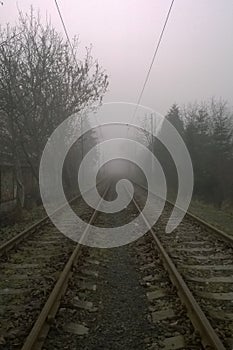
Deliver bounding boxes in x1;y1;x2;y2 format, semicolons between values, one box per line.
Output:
155;99;233;209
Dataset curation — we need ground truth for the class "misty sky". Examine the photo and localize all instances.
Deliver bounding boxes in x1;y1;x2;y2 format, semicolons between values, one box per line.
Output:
0;0;233;116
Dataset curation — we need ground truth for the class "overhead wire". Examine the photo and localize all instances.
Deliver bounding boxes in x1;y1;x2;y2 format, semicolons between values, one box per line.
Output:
54;0;105;168
54;0;175;162
54;0;78;63
128;0;175;131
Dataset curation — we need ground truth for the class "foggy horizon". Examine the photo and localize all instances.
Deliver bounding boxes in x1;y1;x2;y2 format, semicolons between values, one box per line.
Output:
0;0;233;116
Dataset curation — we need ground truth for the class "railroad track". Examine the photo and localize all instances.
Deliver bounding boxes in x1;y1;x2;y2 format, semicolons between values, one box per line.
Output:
1;181;231;349
0;181;106;257
135;183;233;349
17;183;224;350
0;197;84;258
0;184;107;349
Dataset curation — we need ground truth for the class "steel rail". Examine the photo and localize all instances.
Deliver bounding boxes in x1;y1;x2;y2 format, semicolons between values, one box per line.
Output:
0;195;79;255
177;207;233;244
21;184;110;350
0;215;50;256
136;182;233;245
0;181;106;256
129;191;226;350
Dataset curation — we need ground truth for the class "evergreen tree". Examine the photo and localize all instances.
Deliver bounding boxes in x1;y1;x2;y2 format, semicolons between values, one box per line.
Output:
166;104;185;138
182;99;233;207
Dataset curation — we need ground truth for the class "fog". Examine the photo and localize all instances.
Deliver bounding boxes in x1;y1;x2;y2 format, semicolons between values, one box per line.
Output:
0;0;233;116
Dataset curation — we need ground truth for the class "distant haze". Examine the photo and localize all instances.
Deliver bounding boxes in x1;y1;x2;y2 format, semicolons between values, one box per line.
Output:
0;0;233;115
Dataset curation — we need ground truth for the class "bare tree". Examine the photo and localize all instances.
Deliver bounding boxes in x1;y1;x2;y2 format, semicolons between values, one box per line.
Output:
0;9;108;206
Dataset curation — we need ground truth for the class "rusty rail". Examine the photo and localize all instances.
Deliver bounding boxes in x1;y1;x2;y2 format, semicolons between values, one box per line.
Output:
136;182;233;245
131;192;226;350
0;216;49;255
0;181;106;256
21;184;110;350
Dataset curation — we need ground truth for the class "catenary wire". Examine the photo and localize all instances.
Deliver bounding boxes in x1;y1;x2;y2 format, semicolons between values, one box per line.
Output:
128;0;175;131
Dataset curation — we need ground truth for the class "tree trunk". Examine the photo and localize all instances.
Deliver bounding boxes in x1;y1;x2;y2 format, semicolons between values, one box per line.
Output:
14;150;25;208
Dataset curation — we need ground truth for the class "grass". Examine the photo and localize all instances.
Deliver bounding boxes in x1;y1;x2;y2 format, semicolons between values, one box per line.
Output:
167;190;233;236
188;198;233;236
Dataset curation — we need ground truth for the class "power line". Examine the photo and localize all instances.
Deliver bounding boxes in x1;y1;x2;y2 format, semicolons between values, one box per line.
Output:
54;0;105;135
137;0;175;106
129;0;175;128
54;0;105;167
54;0;77;63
